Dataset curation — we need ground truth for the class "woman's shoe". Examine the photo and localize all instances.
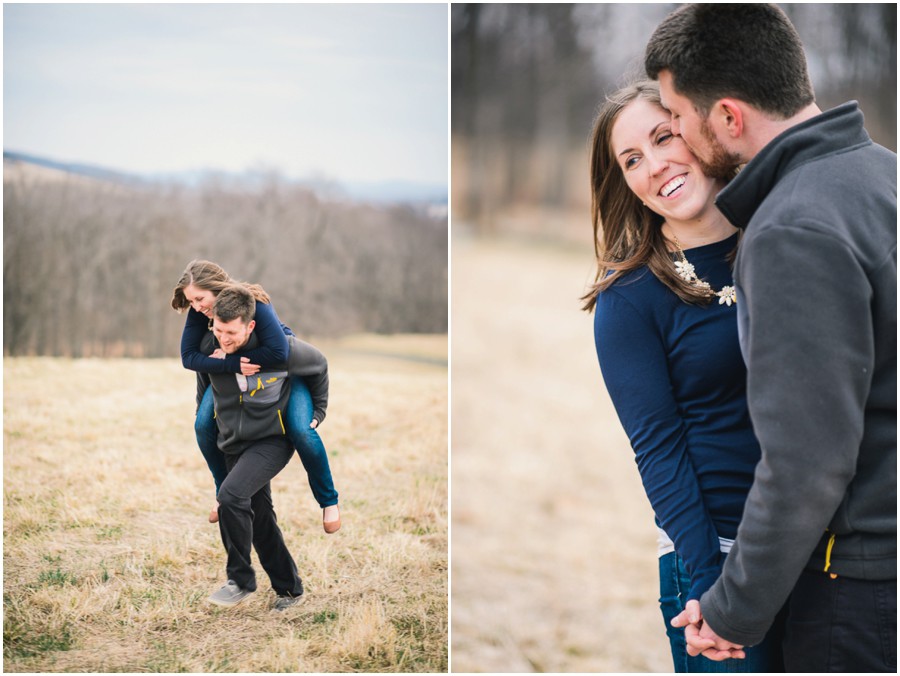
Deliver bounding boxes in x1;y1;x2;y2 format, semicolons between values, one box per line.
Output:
323;505;341;534
209;506;219;524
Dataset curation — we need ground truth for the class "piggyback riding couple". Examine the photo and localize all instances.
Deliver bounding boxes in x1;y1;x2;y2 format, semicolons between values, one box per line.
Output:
171;259;343;610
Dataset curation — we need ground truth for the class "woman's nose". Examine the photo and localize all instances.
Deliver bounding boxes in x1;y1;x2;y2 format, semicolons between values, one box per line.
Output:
648;153;669;176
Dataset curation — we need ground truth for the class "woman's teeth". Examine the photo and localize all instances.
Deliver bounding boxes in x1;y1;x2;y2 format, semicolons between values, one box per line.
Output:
661;175;686;197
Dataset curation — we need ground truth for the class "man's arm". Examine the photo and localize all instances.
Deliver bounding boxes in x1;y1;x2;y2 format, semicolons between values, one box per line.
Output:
287;336;329;425
195;372;211;413
700;224;873;645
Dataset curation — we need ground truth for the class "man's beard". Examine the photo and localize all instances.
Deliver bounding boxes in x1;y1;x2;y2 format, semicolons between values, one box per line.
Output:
695;117;742;179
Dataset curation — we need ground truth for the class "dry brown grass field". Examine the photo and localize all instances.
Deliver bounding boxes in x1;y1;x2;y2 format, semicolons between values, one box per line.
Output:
451;234;671;672
4;334;447;672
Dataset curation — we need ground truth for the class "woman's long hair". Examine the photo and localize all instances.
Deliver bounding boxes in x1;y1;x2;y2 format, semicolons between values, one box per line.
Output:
170;259;271;313
581;80;720;312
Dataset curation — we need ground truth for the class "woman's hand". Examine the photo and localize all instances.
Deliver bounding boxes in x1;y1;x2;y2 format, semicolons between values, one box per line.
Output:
671;599;745;661
210;349;259;375
671;598;703;629
309;419;319;429
239;357;261;376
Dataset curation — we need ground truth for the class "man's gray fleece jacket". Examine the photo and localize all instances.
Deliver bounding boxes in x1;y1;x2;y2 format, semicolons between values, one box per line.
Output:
199;332;330;454
701;101;897;646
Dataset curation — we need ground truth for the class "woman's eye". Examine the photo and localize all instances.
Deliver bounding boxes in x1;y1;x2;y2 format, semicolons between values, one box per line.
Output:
624;155;639;169
657;132;673;144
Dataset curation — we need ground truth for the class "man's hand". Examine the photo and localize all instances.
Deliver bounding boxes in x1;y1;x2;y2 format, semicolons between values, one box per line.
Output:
210;348;226;359
671;599;746;661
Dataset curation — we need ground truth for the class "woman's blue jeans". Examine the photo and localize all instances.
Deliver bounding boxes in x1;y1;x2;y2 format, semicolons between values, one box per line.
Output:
658;551;785;673
195;377;339;508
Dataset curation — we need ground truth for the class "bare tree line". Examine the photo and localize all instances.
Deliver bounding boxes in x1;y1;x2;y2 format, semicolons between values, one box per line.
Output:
451;3;897;232
3;164;448;358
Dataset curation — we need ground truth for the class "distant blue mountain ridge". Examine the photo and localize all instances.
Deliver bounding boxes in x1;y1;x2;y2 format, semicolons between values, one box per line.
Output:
3;150;447;206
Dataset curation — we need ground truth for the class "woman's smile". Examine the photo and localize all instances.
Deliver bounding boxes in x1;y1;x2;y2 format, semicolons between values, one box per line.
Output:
184;283;216;319
611;98;722;226
659;174;687;198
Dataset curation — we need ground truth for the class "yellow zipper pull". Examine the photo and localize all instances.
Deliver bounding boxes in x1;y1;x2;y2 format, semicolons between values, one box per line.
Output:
824;532;837;576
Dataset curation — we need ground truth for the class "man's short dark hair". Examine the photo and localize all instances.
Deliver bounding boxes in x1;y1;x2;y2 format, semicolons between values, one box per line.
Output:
213;285;256;324
644;4;815;118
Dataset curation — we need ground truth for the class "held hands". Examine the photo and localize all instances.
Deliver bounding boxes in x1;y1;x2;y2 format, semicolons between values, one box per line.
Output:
671;599;746;662
209;349;261;376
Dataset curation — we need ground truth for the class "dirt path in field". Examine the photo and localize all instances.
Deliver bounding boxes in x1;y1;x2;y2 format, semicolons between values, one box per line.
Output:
451;235;671;673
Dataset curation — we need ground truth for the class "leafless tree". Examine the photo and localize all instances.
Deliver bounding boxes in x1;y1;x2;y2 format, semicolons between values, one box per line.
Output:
3;164;448;357
452;3;897;233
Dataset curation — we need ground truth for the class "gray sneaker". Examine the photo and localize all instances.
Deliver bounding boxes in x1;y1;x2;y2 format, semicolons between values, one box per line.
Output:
273;593;304;612
208;580;254;607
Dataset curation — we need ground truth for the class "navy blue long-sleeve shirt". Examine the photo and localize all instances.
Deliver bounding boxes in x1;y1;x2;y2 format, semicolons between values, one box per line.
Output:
593;234;761;601
180;301;294;375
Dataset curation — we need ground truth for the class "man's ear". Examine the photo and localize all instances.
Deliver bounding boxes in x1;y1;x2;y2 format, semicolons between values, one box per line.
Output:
247;319;256;334
711;98;744;139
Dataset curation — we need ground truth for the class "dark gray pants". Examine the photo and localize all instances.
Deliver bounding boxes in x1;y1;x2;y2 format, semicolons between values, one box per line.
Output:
218;437;303;597
784;569;896;672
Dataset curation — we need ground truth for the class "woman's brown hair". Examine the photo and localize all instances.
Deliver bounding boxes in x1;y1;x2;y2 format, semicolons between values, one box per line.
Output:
170;259;271;313
581;80;725;313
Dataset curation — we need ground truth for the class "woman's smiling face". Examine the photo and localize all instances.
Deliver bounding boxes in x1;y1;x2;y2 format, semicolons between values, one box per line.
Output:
611;97;722;225
184;283;216;318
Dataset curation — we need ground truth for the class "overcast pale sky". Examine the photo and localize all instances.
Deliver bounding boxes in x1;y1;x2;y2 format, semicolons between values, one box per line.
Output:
3;3;448;186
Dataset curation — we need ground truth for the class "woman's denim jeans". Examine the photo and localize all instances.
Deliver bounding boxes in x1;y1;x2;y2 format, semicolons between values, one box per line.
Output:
195;377;338;507
658;551;784;673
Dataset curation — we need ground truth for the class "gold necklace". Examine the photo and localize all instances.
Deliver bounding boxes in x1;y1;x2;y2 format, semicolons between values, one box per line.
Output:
672;236;737;306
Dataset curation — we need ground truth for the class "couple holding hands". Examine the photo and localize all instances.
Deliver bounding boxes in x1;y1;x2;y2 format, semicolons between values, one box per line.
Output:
585;5;895;673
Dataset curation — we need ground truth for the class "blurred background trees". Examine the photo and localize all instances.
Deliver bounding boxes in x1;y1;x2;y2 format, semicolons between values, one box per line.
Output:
452;3;897;238
6;4;895;357
3;163;447;357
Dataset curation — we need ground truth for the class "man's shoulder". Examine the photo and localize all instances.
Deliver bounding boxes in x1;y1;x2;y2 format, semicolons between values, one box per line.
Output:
751;139;895;242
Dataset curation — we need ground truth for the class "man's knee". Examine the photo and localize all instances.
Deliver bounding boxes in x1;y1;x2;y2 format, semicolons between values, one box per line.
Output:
217;483;248;511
